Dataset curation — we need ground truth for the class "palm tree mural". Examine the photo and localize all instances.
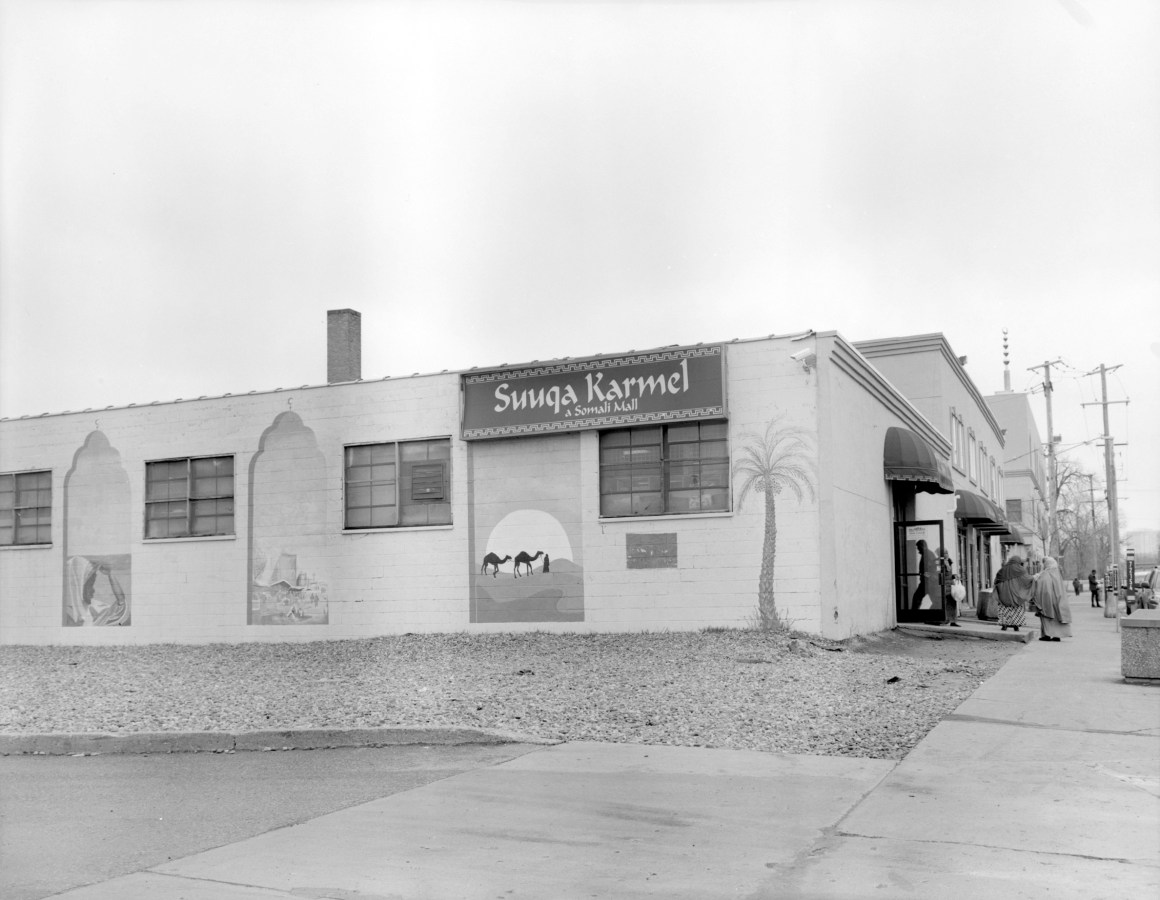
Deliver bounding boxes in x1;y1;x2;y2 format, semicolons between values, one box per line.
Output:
732;416;816;630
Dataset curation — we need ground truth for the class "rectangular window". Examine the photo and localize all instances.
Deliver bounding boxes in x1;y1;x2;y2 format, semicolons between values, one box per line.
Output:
344;438;451;528
967;431;977;483
1006;499;1023;524
145;456;234;539
0;470;52;545
600;421;729;517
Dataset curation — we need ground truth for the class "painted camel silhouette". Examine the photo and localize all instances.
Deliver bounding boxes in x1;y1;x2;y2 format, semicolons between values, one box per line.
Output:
480;553;511;577
513;550;544;577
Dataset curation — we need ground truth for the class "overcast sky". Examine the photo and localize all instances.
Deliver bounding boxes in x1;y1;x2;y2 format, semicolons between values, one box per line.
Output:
2;0;1158;531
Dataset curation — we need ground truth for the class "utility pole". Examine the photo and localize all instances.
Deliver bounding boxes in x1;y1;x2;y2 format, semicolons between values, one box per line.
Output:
1082;363;1127;617
1028;359;1062;557
1076;472;1101;574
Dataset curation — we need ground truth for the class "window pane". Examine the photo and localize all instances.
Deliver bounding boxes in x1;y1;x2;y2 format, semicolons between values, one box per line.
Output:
668;489;702;512
627;446;661;464
700;463;729;487
669;463;700;488
700;422;727;440
601;430;631;448
630;428;662;446
669;442;700;461
400;442;429;461
346;445;370;467
601;447;634;467
0;526;12;545
631;493;663;516
601;493;633;517
667;423;700;443
346;507;371;528
700;440;728;460
371;485;397;507
371;463;397;484
369;506;398;527
631;473;662;492
700;488;729;511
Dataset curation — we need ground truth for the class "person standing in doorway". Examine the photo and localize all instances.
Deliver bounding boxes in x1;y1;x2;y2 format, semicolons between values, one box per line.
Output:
912;540;937;610
1088;569;1101;608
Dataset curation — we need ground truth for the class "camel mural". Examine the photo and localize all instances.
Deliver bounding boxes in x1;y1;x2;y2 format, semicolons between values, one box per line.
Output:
480;553;512;577
467;434;583;622
513;550;544;577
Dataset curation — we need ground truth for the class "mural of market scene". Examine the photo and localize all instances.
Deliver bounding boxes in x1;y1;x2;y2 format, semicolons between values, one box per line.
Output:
248;412;331;625
250;549;329;625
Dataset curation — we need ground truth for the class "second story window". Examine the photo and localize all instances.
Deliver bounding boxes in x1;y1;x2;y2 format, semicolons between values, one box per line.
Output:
0;470;52;546
145;456;235;539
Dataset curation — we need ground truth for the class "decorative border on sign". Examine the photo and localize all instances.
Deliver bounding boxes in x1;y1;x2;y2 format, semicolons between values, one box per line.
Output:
464;345;723;385
463;406;726;440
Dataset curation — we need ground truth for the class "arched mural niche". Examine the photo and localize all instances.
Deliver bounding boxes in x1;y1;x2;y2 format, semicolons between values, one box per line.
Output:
247;411;330;625
62;430;132;626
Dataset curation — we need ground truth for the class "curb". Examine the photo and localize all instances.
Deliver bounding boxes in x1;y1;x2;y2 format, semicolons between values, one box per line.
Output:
897;623;1034;643
0;726;559;757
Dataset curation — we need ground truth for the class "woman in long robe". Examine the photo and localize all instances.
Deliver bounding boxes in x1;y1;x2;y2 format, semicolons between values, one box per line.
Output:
993;555;1035;631
1032;557;1072;641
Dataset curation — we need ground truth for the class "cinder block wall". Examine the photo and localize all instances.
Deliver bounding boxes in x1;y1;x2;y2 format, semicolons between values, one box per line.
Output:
1;336;919;645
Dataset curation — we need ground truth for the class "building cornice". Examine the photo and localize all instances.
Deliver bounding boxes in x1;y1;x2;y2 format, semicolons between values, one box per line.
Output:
853;333;1006;448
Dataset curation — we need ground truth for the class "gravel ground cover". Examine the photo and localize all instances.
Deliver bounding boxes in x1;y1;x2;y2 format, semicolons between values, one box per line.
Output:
0;629;1020;760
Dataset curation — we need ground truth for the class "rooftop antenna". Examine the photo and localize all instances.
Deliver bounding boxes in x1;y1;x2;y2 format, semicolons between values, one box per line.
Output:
1002;328;1011;392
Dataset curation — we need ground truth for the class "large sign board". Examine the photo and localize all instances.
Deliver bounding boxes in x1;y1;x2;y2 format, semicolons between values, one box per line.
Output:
461;345;725;440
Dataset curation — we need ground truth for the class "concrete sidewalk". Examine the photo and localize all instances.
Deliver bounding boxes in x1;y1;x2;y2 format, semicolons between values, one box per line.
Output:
48;603;1160;899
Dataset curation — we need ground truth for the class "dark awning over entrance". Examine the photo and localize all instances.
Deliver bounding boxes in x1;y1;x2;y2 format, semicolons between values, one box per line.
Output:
883;427;954;494
955;490;1009;532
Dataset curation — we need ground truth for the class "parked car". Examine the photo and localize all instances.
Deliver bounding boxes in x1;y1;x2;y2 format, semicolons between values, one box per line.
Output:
1136;568;1158;610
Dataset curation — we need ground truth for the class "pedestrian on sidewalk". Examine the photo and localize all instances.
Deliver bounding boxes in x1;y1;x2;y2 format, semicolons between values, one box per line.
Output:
1072;575;1082;596
1089;570;1101;607
939;550;962;626
994;555;1034;632
1033;557;1072;642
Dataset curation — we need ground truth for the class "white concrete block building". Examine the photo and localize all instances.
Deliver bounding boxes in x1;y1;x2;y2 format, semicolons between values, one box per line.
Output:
1;313;1007;645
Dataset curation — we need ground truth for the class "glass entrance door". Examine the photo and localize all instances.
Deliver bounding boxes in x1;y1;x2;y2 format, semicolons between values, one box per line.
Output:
895;520;946;623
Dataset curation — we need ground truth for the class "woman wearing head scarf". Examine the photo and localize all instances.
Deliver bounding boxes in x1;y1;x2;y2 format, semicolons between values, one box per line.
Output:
993;555;1035;632
1032;557;1072;642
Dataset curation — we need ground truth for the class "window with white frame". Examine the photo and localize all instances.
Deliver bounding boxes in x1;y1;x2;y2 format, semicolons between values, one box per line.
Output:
967;430;977;483
0;470;52;545
145;456;234;539
344;438;451;528
599;421;729;517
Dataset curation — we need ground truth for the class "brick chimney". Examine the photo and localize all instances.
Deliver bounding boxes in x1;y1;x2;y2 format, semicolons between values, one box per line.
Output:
327;309;362;383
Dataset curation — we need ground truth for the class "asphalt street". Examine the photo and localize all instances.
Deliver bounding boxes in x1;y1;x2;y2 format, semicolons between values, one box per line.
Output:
0;743;539;900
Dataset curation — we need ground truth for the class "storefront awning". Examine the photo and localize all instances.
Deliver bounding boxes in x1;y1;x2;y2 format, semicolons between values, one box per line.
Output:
955;490;1009;532
883;427;954;494
1000;523;1036;545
